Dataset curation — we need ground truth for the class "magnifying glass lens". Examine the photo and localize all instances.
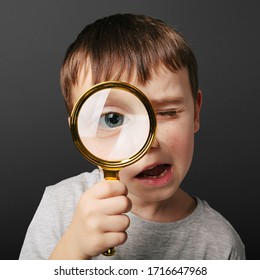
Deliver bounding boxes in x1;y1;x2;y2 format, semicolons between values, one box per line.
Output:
77;88;150;161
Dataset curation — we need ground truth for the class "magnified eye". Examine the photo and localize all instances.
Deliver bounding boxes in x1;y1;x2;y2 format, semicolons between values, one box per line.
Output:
73;83;155;163
99;112;125;128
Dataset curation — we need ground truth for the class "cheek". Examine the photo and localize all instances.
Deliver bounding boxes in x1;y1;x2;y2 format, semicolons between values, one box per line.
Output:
161;120;194;163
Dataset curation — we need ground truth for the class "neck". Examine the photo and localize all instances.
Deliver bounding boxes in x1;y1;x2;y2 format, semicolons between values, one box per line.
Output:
128;188;196;223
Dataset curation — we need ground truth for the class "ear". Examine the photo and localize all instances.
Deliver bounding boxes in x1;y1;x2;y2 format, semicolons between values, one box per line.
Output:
194;90;202;133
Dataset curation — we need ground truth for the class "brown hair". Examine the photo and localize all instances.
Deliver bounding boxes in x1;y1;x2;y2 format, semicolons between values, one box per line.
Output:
60;14;198;113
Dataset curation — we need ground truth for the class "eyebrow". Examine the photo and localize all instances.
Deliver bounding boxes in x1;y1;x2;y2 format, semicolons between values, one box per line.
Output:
150;97;185;107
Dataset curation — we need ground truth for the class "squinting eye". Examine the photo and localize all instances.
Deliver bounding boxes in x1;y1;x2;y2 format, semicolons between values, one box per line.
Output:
99;112;124;128
157;110;177;117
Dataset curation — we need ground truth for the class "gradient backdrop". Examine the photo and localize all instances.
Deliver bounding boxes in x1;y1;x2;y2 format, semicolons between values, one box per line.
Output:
1;0;259;259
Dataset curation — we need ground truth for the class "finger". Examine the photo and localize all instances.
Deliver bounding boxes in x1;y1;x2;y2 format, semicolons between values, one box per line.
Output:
101;232;128;251
97;195;132;215
90;180;128;199
101;214;130;232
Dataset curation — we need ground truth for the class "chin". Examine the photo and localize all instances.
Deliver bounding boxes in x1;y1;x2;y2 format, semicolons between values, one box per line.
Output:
129;180;180;203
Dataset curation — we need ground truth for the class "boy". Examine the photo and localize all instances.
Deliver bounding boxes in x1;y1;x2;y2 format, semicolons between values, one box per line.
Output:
19;14;245;259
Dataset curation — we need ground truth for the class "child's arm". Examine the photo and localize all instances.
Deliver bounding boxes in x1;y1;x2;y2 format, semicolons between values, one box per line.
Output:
48;180;131;260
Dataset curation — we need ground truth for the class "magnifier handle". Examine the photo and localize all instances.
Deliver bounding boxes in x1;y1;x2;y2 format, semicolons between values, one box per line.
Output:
102;169;119;257
103;169;119;180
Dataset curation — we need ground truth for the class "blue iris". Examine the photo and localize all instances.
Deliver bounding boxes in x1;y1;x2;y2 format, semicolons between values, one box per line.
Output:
100;113;124;128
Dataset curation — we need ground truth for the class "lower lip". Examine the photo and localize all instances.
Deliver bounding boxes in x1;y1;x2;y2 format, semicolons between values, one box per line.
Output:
135;165;173;187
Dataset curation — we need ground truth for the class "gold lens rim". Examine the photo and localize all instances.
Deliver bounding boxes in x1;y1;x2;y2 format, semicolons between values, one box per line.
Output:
70;81;156;170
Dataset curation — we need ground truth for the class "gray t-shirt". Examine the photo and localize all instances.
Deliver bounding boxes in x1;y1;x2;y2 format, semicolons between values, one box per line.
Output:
19;169;245;260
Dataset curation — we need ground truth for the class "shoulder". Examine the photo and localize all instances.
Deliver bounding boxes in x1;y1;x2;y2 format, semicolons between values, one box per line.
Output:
42;169;103;223
195;198;245;259
198;199;239;239
47;168;102;191
45;168;102;201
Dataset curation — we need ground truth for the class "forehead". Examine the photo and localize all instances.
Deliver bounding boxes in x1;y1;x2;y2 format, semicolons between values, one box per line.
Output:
71;65;192;107
137;67;191;105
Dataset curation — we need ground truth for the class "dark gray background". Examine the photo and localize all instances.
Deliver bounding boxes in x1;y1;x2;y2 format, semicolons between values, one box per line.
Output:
1;0;259;259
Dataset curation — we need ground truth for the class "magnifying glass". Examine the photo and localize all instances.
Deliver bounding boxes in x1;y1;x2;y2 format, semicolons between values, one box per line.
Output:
70;81;156;256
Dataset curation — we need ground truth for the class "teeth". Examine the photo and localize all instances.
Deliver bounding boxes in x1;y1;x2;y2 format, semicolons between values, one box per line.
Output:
158;168;167;178
142;168;167;179
146;165;157;171
142;175;157;179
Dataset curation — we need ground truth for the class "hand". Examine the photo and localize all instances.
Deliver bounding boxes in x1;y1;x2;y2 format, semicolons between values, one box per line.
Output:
49;180;132;259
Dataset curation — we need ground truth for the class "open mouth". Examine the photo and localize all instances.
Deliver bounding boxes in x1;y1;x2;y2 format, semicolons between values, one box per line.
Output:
136;164;171;179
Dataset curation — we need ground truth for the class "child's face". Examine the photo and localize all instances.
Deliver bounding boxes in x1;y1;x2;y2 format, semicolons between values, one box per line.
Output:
71;66;202;206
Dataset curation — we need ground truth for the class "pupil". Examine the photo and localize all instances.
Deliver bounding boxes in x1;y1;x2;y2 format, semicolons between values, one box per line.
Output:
105;113;122;127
